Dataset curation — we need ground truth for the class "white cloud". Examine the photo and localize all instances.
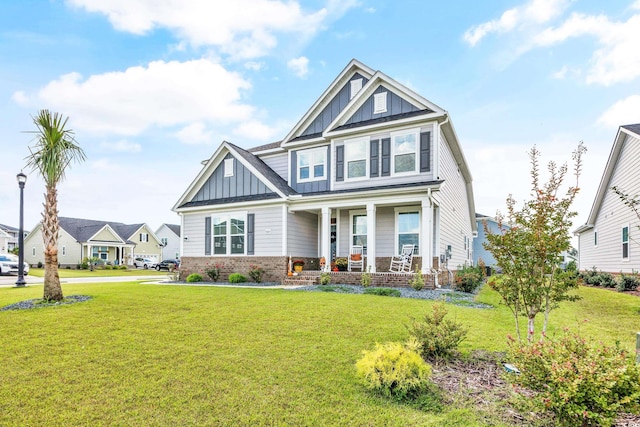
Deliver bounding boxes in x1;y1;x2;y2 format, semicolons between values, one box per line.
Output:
100;139;142;153
597;95;640;128
287;56;309;78
67;0;359;59
244;61;265;71
175;122;214;145
11;91;29;106
463;0;571;46
26;59;254;136
552;65;568;79
233;119;282;141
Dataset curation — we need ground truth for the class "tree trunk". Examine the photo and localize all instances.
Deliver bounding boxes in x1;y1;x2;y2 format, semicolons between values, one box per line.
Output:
42;185;63;301
527;316;535;343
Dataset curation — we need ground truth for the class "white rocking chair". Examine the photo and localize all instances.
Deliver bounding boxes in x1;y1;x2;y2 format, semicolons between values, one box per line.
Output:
348;245;364;272
389;244;415;273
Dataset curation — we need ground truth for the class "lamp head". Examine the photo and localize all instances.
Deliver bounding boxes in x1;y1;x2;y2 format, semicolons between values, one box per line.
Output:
16;172;27;186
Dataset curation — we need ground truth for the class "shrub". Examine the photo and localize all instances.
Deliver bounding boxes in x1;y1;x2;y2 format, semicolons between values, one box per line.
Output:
616;272;640;292
248;264;265;283
507;329;640;426
364;287;401;297
454;264;484;293
319;272;331;285
356;340;432;399
186;273;203;283
360;266;372;287
410;266;424;291
406;302;468;360
37;261;43;268
80;261;89;270
597;272;617;288
119;265;127;270
229;273;247;283
579;267;616;287
206;264;223;281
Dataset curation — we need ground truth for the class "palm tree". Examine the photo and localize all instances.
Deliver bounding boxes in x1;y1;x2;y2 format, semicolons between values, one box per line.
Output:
25;110;86;301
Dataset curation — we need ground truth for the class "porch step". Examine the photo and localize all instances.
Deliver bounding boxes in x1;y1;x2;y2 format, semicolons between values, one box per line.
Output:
282;274;319;286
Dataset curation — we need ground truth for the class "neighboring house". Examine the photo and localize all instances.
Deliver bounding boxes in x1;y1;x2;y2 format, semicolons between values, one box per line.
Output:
0;228;10;254
574;124;640;273
0;223;27;252
24;217;163;267
155;223;181;261
473;213;505;268
173;59;476;283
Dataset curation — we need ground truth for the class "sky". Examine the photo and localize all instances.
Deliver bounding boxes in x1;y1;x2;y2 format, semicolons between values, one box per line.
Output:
1;0;639;237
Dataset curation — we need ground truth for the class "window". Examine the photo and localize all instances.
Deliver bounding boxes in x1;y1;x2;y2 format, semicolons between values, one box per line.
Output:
344;138;368;179
62;246;66;256
391;130;418;174
213;213;246;255
32;247;35;256
224;158;234;177
594;230;598;246
351;211;367;254
92;246;109;261
397;210;419;255
161;237;168;246
623;226;629;259
374;92;387;114
140;233;148;242
350;78;362;99
297;147;326;182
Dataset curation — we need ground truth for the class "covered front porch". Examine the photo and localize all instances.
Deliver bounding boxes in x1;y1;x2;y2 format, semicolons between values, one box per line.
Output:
81;242;136;265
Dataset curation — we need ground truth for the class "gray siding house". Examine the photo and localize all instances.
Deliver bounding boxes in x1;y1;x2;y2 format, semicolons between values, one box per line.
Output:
575;124;640;273
174;59;477;284
155;223;181;261
473;213;503;268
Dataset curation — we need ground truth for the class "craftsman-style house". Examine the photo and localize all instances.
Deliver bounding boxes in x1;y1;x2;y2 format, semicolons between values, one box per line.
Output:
174;59;476;284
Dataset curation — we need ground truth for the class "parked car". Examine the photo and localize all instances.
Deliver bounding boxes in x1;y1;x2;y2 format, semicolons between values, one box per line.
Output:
156;259;180;271
0;254;30;275
133;257;156;269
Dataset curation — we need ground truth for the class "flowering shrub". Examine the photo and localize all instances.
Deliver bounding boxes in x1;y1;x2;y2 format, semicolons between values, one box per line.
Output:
406;302;468;360
248;264;265;283
356;339;432;399
507;329;640;426
206;264;223;282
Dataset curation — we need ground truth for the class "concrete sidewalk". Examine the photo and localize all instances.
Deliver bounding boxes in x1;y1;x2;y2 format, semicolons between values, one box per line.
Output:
0;274;169;288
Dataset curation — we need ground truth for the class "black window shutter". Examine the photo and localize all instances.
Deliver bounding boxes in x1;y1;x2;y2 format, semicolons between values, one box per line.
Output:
381;138;391;176
370;139;379;177
336;145;344;182
204;217;211;255
247;213;255;255
420;132;431;172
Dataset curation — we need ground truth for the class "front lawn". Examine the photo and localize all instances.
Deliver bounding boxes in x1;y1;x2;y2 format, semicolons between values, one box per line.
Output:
27;267;167;278
0;283;638;426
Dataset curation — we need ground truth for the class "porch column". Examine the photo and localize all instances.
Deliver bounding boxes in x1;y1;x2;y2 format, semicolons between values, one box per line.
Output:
366;203;376;272
421;198;432;274
321;207;331;272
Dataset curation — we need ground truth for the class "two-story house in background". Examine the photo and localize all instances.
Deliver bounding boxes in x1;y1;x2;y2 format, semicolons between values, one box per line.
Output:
173;59;476;285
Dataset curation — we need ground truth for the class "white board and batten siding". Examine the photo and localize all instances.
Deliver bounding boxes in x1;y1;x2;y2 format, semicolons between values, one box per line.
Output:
579;133;640;273
181;205;283;257
437;130;473;268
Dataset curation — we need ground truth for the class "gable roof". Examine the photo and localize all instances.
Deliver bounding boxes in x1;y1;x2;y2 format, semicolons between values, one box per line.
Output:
55;217;151;244
173;141;296;211
0;224;18;233
575;124;640;234
166;224;180;236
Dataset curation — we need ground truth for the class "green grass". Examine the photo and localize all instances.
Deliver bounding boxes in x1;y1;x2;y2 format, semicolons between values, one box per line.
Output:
27;267;166;278
0;283;639;426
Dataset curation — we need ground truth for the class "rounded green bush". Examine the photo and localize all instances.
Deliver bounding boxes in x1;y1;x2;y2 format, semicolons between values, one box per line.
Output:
186;273;203;283
228;273;247;283
356;341;432;399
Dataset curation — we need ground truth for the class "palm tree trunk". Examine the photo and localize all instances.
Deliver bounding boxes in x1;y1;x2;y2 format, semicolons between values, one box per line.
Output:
42;185;63;301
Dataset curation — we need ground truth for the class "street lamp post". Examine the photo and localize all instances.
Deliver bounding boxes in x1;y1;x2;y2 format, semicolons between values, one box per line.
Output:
15;172;27;287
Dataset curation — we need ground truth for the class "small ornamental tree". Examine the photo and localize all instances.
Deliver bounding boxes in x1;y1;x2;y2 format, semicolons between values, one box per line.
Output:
483;143;586;342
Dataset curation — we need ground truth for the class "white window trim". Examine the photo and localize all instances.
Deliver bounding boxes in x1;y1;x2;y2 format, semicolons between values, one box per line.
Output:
350;78;363;99
297;147;327;183
374;92;387;114
623;225;630;261
224;158;234;177
343;137;369;181
350;210;367;255
390;128;420;176
395;208;421;255
140;233;148;242
211;211;248;256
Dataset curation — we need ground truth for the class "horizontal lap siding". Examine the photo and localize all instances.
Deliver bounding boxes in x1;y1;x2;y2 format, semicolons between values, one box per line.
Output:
287;211;318;257
581;135;640;273
182;205;284;257
438;130;473;267
261;153;288;181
